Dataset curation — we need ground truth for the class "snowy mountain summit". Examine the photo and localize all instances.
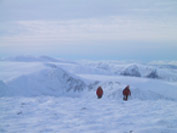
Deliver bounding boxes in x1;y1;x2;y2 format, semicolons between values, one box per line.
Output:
1;56;177;133
120;64;141;77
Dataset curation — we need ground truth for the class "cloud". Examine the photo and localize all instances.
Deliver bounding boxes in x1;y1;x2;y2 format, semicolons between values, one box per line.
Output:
0;15;177;47
0;0;177;47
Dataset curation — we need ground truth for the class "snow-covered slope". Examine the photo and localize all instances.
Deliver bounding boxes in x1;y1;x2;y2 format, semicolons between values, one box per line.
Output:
79;74;177;101
0;62;47;82
0;80;9;97
4;66;87;97
120;64;141;77
1;96;177;133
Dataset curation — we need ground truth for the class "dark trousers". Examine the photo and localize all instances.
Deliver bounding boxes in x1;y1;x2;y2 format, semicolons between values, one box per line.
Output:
97;95;102;99
123;95;128;101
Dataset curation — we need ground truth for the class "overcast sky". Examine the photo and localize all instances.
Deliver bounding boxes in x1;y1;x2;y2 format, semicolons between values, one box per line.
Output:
0;0;177;61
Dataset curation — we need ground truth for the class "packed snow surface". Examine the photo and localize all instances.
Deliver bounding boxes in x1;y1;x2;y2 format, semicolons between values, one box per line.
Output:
0;56;177;133
1;97;177;133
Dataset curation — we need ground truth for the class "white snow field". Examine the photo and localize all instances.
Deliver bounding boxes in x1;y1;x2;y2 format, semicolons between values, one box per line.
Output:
0;56;177;133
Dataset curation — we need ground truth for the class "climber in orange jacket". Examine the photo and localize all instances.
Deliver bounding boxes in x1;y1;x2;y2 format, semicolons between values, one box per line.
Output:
96;86;103;99
123;85;131;101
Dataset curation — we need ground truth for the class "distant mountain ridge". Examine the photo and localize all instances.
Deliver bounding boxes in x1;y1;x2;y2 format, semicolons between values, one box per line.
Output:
0;55;66;63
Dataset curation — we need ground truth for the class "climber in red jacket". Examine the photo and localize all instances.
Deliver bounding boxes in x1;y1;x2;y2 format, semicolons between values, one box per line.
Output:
123;85;131;101
96;86;103;99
